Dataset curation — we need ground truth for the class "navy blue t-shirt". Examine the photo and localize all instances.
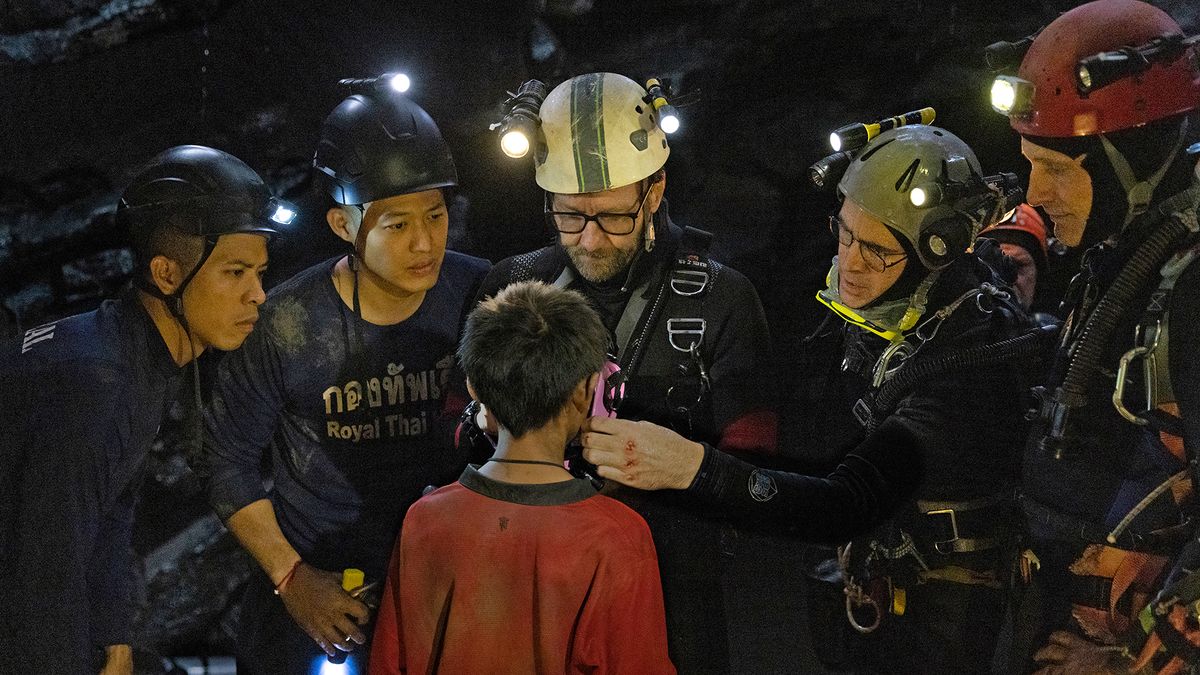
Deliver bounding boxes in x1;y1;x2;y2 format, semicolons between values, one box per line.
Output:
0;289;181;673
205;252;489;578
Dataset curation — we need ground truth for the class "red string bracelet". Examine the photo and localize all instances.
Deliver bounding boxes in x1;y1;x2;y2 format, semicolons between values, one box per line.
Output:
274;559;302;595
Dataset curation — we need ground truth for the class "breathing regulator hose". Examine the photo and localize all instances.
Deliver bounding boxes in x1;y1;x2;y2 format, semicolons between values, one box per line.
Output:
1056;213;1195;410
862;323;1059;432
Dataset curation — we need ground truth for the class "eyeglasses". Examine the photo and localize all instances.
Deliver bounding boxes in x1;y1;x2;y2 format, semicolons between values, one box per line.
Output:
545;186;652;235
829;214;907;273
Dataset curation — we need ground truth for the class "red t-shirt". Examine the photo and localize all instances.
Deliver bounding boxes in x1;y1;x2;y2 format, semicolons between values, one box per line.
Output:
370;466;675;675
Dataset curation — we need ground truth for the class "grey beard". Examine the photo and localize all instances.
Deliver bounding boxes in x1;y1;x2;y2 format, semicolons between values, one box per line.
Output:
565;245;636;284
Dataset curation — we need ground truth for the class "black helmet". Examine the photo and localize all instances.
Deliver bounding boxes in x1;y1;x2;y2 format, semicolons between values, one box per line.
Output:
313;93;458;205
118;145;289;238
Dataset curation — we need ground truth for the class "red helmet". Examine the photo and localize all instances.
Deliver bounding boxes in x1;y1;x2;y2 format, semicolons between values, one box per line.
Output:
981;204;1048;257
997;0;1200;137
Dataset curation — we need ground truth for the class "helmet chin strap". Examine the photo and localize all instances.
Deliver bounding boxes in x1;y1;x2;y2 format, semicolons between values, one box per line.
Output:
1099;117;1188;229
345;203;368;272
135;254;206;464
342;203;369;356
643;209;656;253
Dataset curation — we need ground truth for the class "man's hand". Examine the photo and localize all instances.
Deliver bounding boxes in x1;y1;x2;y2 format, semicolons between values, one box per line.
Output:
99;644;133;675
580;417;705;490
279;563;370;657
1032;631;1127;675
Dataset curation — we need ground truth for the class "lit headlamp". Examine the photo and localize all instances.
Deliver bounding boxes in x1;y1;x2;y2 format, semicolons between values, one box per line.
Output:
810;107;936;191
1075;33;1196;96
990;75;1035;117
644;78;681;134
266;197;298;226
120;192;298;232
910;172;1023;211
338;72;412;95
492;79;548;159
829;107;935;153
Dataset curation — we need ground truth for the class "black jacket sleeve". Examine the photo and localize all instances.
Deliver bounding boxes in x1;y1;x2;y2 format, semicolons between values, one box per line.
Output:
686;417;923;543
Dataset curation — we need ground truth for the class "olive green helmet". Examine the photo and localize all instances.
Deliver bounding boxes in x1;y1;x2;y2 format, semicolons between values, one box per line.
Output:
837;125;984;270
535;72;670;194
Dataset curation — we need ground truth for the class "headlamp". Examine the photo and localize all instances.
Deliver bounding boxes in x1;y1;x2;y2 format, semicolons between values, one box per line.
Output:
909;171;1022;213
990;75;1035;117
811;107;935;192
909;184;940;208
388;72;411;93
1075;33;1196;96
645;78;681;135
268;202;297;225
339;72;414;96
492;79;548;159
808;151;854;191
983;30;1041;73
828;107;935;153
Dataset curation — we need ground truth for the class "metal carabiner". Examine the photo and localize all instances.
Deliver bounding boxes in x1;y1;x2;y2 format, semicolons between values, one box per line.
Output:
845;585;882;634
871;339;915;388
1112;320;1161;426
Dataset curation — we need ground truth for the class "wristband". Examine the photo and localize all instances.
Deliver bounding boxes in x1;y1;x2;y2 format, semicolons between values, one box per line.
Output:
273;559;303;595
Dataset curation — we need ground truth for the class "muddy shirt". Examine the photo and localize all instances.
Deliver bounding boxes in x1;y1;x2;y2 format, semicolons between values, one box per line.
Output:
204;252;489;578
0;289;181;673
371;466;675;675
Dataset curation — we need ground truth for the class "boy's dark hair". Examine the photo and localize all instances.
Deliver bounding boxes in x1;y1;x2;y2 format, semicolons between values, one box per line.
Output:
459;281;607;438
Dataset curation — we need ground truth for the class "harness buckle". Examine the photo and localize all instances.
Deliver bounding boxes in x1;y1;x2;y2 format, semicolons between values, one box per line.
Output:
667;318;706;353
927;508;961;555
670;269;710;296
852;398;876;429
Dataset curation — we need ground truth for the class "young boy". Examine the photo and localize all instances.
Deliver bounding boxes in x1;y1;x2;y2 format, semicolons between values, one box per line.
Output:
370;281;675;674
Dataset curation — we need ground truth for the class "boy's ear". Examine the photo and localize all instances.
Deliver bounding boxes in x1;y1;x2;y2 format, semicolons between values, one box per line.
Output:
466;379;478;401
572;372;600;414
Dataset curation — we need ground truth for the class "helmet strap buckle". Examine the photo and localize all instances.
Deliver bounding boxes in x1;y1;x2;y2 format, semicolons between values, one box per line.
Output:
1100;118;1189;227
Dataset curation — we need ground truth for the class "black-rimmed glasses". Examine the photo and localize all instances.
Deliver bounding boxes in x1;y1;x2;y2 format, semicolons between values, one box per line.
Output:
829;214;907;273
545;186;652;235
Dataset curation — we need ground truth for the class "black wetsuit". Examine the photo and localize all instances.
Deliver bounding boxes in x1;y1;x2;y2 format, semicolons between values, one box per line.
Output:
1016;172;1200;668
689;253;1033;674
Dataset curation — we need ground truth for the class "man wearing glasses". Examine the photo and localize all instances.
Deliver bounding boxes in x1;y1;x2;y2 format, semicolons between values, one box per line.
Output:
471;72;775;674
581;124;1035;673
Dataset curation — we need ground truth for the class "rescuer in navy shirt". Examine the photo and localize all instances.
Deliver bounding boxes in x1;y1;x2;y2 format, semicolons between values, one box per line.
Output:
0;145;286;674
